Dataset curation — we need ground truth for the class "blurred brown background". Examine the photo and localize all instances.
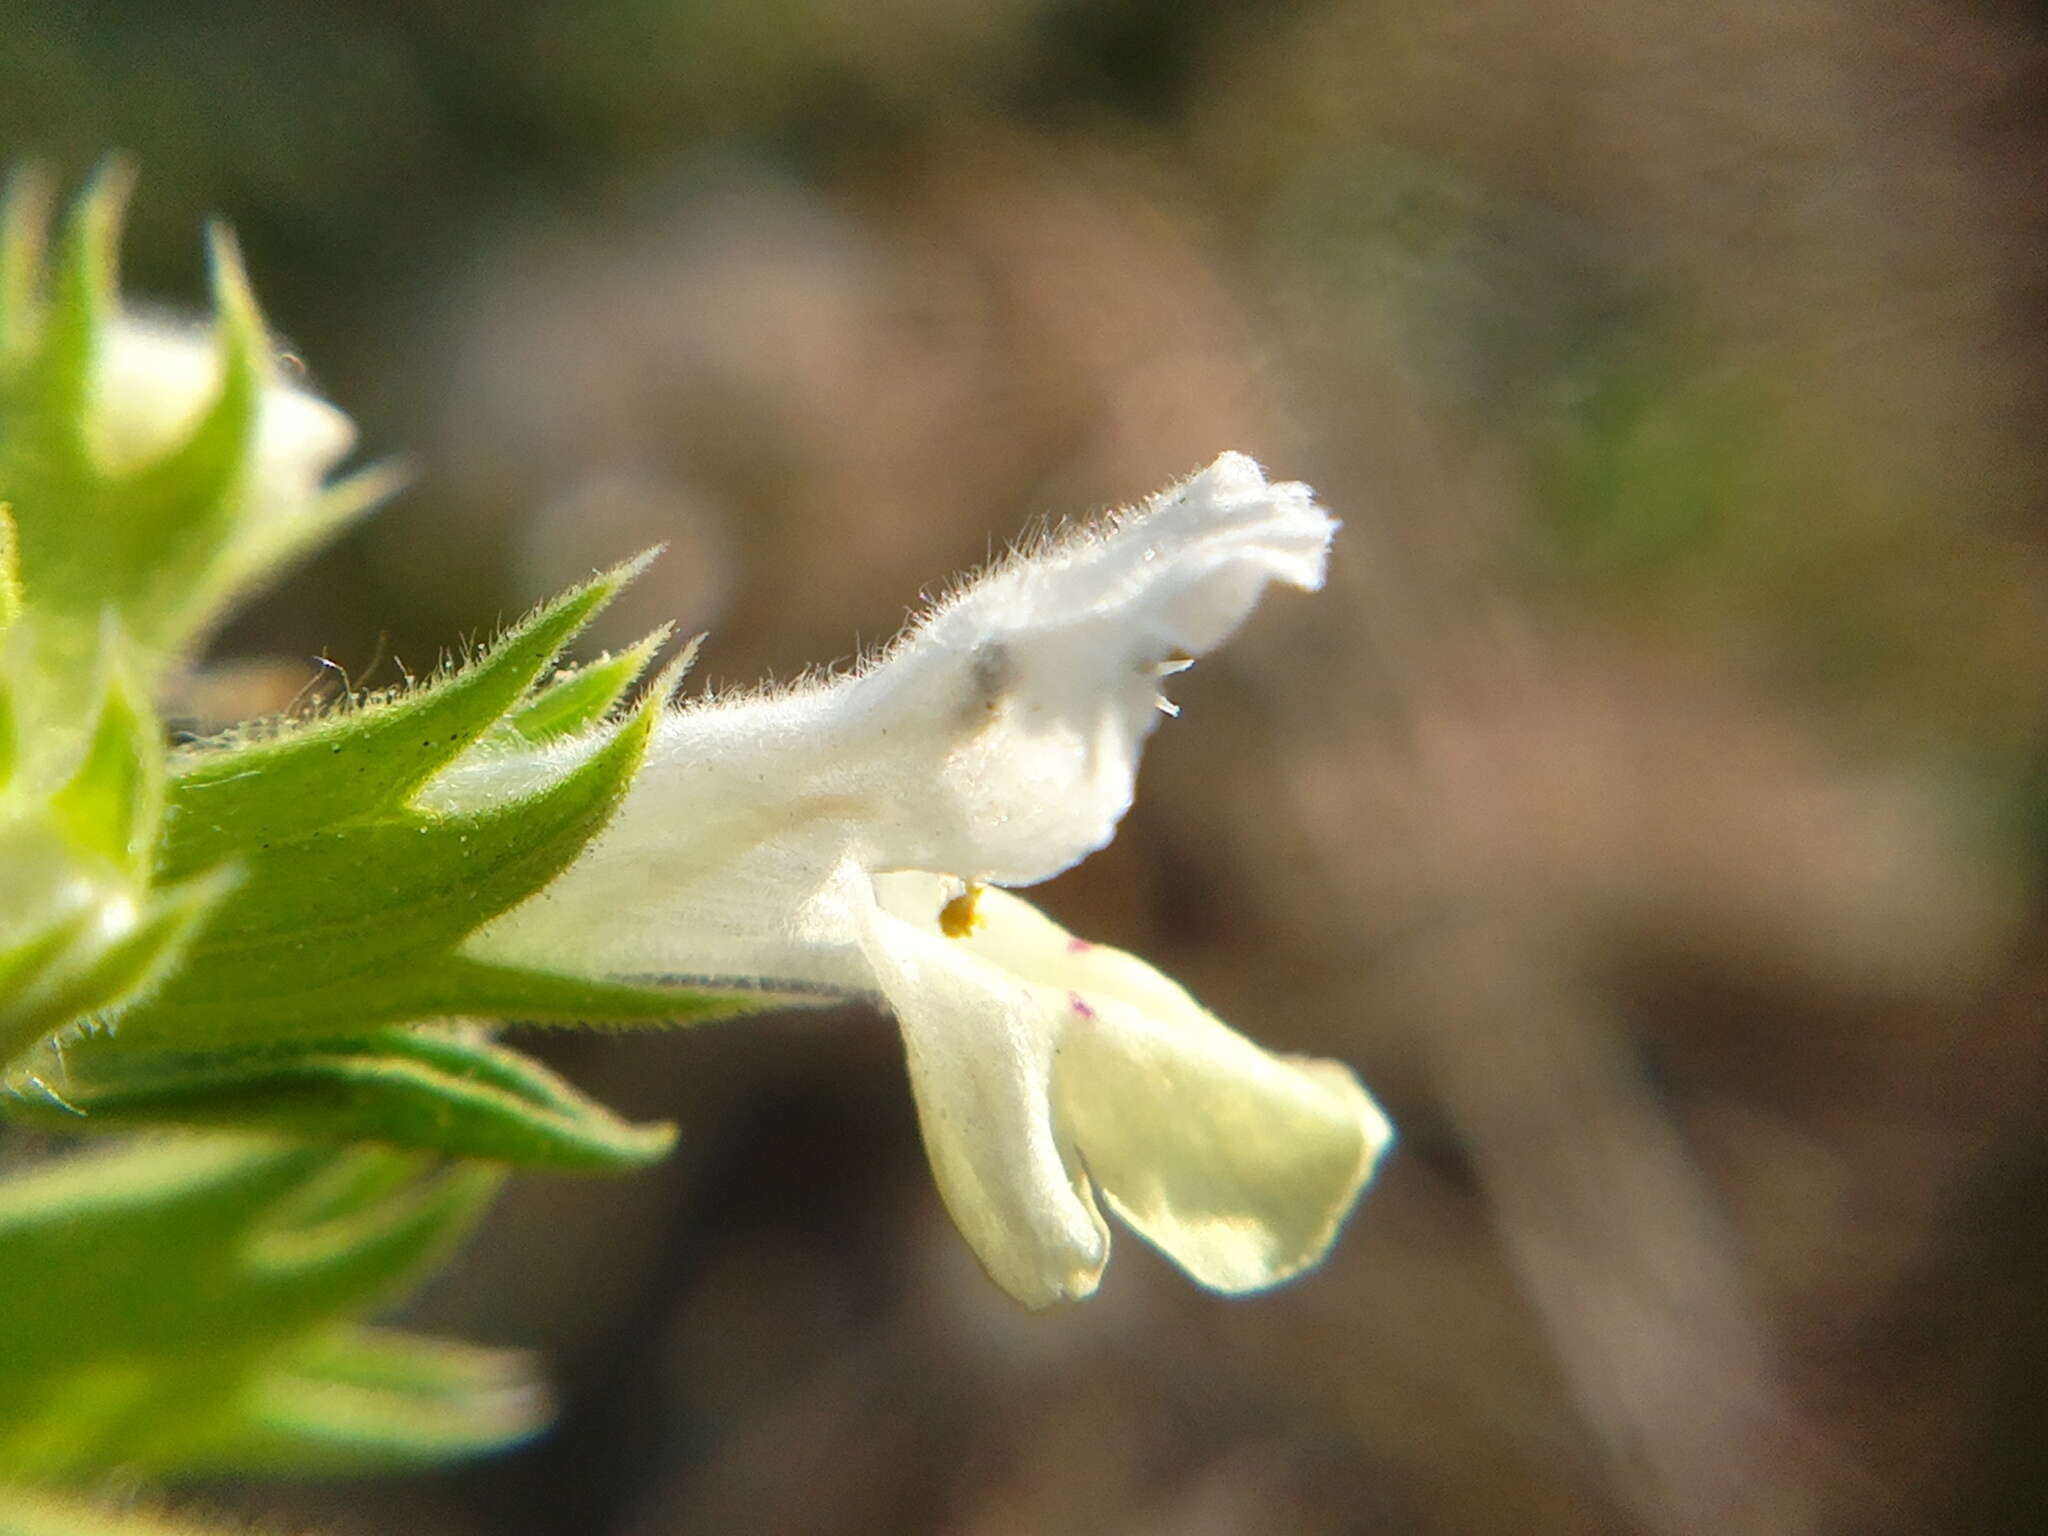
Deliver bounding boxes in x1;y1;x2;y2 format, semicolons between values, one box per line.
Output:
9;1;2048;1531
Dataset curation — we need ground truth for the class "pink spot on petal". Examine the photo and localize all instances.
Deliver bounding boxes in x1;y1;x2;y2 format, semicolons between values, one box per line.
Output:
1067;992;1097;1019
1066;937;1093;954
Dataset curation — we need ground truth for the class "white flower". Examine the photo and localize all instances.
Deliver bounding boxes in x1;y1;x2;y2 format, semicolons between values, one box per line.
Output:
92;314;355;518
64;307;365;672
435;452;1393;1307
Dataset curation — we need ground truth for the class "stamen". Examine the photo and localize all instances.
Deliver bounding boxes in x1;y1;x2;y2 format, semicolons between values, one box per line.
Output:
940;882;986;938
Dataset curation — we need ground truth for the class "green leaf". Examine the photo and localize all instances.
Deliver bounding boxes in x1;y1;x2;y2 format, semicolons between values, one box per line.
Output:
90;227;266;646
13;1027;676;1172
0;615;226;1072
0;872;229;1071
0;1134;502;1480
0;680;18;793
0;165;54;364
50;669;160;872
121;680;656;1050
171;1325;549;1474
0;504;23;644
0;911;92;1015
20;161;129;473
496;626;673;745
0;1137;492;1370
158;555;646;879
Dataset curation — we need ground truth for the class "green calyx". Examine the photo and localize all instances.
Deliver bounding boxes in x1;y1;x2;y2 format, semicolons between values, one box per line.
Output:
0;171;784;1525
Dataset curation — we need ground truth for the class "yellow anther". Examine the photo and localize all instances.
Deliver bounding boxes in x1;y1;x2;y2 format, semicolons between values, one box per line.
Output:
939;883;986;938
